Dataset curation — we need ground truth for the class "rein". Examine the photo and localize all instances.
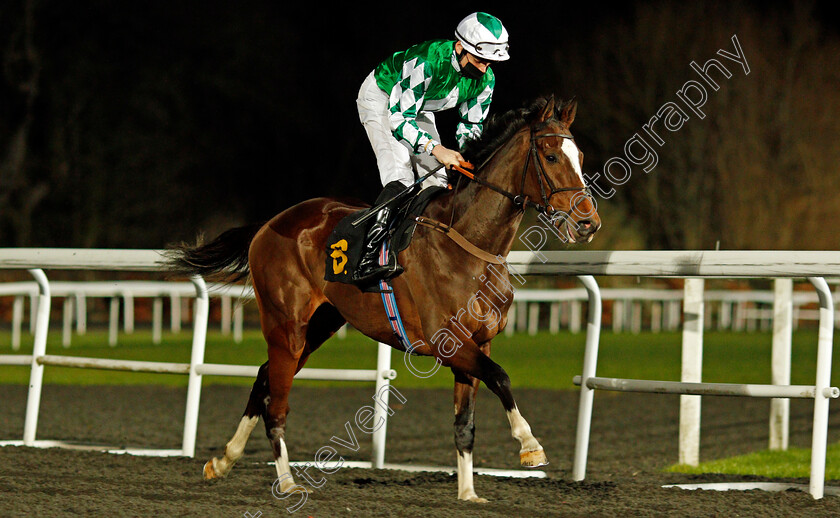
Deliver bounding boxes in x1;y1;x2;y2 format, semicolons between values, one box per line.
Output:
415;116;594;265
451;121;593;217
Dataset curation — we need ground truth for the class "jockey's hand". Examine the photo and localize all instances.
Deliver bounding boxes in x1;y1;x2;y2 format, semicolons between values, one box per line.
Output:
431;145;465;169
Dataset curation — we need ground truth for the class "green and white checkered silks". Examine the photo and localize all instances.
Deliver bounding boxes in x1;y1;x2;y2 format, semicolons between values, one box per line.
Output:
456;84;492;149
376;40;495;155
388;57;433;154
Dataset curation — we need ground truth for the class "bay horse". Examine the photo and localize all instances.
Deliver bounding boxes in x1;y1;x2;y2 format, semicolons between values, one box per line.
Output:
166;95;600;503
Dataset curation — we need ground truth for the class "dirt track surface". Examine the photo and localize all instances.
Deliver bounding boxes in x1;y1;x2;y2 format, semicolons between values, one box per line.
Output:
1;384;839;517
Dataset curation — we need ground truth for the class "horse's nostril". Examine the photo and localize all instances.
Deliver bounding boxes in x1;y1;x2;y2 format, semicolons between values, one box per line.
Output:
576;220;598;237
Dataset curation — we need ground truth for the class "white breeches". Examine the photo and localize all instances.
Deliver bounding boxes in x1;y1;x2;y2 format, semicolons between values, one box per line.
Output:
357;71;448;188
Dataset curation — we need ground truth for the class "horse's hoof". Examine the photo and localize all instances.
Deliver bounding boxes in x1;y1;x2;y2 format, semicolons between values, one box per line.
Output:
520;448;549;468
460;495;489;503
203;459;220;480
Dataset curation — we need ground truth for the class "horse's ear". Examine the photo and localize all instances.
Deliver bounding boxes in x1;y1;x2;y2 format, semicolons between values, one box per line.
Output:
559;98;578;126
539;95;556;123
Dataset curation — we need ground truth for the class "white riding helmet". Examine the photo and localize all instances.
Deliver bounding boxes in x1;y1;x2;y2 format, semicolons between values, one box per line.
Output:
455;12;510;62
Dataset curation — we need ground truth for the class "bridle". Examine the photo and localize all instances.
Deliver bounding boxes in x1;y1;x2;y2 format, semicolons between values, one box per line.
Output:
423;115;597;262
452;118;594;218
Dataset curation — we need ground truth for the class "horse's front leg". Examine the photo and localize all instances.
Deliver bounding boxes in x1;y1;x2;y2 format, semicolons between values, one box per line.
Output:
453;360;486;503
446;341;548;469
506;404;548;467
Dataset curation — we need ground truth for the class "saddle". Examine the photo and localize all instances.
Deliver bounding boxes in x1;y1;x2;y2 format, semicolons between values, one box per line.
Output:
324;186;446;290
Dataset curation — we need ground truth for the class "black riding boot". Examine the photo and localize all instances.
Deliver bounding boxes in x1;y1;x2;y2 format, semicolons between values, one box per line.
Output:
352;205;404;285
352;181;407;285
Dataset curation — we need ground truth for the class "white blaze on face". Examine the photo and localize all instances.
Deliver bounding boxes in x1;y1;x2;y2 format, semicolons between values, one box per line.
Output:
561;138;585;184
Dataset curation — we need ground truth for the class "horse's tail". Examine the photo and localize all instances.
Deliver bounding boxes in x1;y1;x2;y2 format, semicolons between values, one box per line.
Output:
164;222;264;282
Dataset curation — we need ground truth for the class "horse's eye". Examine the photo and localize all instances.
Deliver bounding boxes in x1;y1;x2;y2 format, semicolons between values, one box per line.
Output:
546;154;558;163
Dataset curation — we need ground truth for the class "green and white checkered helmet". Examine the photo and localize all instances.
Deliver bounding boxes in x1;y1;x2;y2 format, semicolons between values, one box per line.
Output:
455;12;510;62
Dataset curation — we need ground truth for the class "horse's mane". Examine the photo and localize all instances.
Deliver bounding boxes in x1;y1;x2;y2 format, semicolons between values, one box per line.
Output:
461;96;554;166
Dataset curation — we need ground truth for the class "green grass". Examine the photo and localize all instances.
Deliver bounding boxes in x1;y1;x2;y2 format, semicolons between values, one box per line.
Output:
666;443;840;479
1;327;837;389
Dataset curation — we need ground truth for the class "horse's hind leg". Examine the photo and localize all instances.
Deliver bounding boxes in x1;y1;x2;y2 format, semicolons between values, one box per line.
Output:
253;324;306;492
264;303;346;492
203;304;345;482
204;362;270;479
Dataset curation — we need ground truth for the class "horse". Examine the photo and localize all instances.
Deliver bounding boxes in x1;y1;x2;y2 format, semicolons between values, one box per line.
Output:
166;95;600;503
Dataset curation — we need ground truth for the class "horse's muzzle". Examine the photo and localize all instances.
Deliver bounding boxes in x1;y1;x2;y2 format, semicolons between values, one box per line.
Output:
567;218;600;243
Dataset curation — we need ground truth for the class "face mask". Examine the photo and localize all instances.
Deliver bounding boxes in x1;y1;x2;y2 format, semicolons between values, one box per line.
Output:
457;49;486;80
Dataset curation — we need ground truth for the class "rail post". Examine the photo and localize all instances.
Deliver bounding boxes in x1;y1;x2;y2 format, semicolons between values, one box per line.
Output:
23;269;51;445
371;341;395;469
679;278;704;466
770;278;793;450
807;277;834;499
572;275;601;481
181;275;209;457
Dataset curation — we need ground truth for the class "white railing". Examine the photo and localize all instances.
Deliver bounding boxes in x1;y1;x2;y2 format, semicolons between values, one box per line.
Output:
506;250;840;500
505;287;840;335
0;248;396;466
4;248;840;498
1;281;254;349
8;281;833;349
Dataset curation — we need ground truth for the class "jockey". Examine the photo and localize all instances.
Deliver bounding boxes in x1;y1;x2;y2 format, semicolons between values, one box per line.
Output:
354;12;510;284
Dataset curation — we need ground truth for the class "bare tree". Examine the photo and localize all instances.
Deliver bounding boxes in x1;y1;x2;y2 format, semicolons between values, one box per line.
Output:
555;1;840;250
0;0;46;245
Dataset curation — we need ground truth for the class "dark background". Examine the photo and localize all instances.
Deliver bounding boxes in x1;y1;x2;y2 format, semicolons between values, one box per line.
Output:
1;1;838;250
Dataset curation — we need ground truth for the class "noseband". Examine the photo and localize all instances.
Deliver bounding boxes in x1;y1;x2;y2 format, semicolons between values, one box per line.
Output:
454;121;594;217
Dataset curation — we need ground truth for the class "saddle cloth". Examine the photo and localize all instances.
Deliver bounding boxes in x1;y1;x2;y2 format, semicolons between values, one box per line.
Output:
324;185;446;289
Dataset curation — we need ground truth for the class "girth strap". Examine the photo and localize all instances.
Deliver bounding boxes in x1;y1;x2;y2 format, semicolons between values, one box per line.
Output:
377;243;412;349
415;216;505;265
